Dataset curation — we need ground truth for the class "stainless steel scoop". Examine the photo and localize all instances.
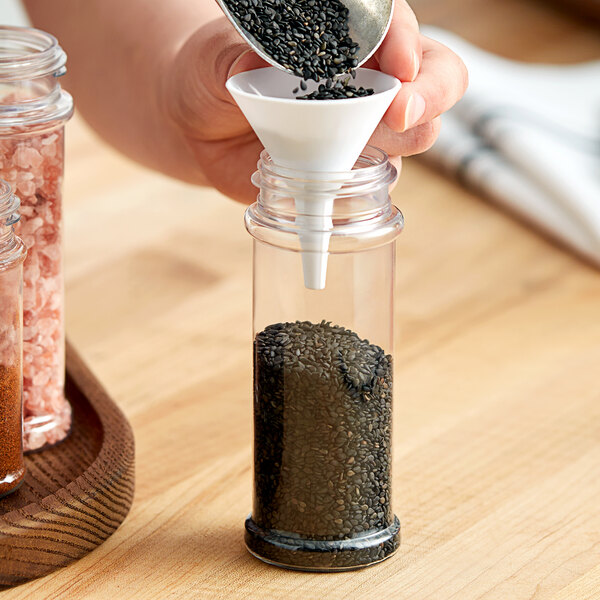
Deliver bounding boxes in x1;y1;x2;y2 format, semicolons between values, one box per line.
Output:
216;0;394;76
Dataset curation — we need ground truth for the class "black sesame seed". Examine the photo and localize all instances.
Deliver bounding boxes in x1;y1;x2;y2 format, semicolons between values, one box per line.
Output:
296;84;375;100
223;0;368;98
245;320;400;570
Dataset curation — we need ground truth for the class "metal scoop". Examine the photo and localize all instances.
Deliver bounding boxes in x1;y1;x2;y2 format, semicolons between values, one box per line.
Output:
216;0;395;75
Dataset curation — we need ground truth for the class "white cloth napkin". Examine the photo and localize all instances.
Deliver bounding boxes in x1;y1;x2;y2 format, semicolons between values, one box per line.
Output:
421;26;600;266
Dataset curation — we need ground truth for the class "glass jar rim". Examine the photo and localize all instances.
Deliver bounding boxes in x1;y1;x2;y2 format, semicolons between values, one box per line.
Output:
0;26;66;81
256;146;396;187
0;180;20;224
246;146;403;252
0;179;25;270
253;146;398;204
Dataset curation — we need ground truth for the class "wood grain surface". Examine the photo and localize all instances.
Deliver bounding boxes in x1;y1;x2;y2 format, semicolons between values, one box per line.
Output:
0;343;135;588
3;0;599;598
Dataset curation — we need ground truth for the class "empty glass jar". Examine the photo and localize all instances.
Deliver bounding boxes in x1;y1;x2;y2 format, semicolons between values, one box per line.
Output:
0;26;73;451
244;147;403;571
0;180;27;498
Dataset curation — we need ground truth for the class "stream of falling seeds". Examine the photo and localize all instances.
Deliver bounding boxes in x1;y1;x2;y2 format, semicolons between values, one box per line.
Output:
223;0;376;99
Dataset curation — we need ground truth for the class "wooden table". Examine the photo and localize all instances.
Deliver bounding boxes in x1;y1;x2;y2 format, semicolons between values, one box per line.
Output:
6;1;600;598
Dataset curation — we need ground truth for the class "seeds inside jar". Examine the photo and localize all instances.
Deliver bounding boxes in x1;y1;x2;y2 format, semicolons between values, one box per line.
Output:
248;320;399;569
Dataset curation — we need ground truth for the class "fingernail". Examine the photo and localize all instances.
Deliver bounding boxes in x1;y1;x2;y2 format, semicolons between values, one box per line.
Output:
410;49;420;81
403;93;426;130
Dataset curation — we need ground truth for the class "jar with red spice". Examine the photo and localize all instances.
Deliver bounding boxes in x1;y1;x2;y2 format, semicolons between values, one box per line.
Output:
0;180;27;497
0;26;73;452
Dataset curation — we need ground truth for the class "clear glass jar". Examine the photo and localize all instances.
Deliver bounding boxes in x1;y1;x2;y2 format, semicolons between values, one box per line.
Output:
0;26;73;452
0;180;27;498
244;147;403;571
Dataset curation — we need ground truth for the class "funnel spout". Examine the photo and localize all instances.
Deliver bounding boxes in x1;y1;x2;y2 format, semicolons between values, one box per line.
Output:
295;196;335;290
227;67;401;290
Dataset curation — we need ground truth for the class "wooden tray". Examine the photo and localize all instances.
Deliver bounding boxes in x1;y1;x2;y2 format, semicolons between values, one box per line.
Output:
0;342;135;588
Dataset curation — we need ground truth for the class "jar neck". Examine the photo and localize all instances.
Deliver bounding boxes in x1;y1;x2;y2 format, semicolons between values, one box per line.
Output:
246;146;404;252
0;181;26;270
0;26;73;132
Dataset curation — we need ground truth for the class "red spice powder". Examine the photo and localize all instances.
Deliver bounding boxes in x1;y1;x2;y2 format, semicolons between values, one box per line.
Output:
0;363;25;498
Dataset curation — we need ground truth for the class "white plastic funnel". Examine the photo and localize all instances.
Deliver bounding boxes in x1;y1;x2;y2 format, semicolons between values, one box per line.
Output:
227;67;401;289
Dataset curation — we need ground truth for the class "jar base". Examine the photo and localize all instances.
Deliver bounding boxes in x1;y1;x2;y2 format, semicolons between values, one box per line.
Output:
244;515;400;572
0;471;25;500
23;400;72;454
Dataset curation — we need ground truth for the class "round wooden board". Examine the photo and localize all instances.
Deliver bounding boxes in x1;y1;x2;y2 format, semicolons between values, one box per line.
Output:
0;341;135;588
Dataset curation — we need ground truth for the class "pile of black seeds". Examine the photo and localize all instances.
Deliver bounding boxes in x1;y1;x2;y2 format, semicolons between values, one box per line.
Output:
224;0;359;80
246;320;400;570
296;79;375;100
223;0;376;100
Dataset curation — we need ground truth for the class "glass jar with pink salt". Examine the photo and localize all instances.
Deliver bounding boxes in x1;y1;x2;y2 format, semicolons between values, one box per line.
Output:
0;26;73;452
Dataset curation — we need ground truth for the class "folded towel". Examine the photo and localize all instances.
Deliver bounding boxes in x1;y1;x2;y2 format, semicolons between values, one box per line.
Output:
421;26;600;266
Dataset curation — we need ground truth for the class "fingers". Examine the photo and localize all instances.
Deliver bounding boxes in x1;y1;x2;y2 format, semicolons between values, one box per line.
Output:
167;17;268;142
190;130;263;203
383;35;468;133
369;117;442;158
388;155;403;193
375;0;421;82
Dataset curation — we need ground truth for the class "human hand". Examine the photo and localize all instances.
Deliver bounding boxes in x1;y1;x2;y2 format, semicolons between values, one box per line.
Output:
165;2;468;203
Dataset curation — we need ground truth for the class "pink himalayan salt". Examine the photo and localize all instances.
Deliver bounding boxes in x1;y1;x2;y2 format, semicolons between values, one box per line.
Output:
0;129;71;451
